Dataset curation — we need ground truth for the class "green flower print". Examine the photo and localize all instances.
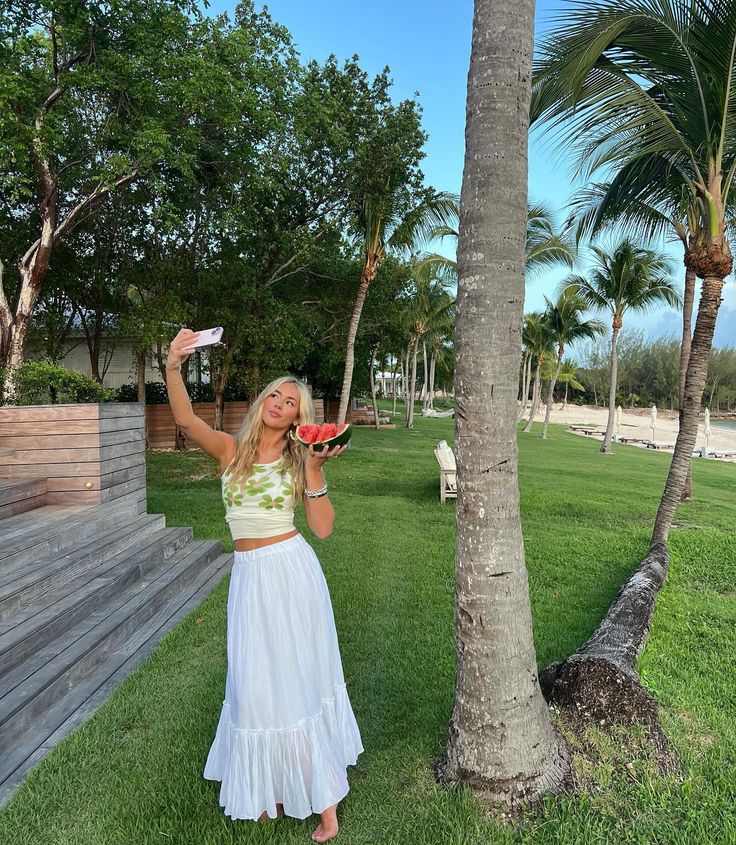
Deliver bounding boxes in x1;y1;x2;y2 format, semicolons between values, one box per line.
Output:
245;476;275;496
259;494;285;511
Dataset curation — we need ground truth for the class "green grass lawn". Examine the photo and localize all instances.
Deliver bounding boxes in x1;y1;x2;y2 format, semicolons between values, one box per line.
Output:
2;405;735;845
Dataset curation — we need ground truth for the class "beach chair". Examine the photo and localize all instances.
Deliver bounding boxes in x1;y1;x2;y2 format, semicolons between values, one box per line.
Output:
434;440;457;503
422;408;455;419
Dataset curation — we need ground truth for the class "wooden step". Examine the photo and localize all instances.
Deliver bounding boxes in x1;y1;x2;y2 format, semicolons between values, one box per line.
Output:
0;478;47;519
0;551;231;805
0;449;16;458
0;513;166;618
0;527;194;672
0;500;142;574
0;539;222;755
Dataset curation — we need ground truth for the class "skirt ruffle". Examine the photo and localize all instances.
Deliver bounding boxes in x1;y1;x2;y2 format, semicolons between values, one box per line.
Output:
203;533;364;820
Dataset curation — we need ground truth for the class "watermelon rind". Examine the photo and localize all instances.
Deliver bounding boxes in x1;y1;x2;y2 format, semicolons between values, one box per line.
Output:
293;422;352;452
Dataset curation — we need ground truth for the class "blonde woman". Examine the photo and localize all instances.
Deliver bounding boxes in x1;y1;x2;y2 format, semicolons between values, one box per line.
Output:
165;329;363;842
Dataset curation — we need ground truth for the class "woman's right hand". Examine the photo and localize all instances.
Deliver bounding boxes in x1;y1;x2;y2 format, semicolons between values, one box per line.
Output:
166;328;200;372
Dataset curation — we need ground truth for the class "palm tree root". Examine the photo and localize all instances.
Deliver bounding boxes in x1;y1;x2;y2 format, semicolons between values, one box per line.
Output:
538;542;680;769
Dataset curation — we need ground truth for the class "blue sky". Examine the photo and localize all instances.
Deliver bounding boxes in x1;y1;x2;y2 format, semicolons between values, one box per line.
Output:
202;0;735;350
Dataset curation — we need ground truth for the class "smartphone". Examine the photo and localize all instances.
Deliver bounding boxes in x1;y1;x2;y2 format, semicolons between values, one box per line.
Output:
188;327;224;348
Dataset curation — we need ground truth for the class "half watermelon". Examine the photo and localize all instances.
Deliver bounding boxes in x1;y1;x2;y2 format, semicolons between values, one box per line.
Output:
293;422;352;452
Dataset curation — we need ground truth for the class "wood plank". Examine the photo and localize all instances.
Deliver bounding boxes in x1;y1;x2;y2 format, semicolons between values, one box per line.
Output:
44;464;146;493
2;441;144;465
0;429;144;450
0;454;143;479
0;496;47;520
0;406;101;423
99;403;144;418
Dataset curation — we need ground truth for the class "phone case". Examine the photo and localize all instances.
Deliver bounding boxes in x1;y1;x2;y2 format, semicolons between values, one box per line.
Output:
189;327;224;348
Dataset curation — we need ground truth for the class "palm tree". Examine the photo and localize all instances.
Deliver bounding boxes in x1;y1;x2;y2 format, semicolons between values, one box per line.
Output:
557;358;585;409
532;0;735;542
436;0;569;805
563;240;679;452
337;189;458;424
540;291;605;439
522;313;556;433
402;267;455;428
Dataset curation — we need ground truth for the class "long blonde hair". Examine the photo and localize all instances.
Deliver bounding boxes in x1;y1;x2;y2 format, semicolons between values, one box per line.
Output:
225;375;315;503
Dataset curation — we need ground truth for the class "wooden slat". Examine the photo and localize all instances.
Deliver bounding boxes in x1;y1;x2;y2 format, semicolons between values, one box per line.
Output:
2;441;144;465
0;429;144;451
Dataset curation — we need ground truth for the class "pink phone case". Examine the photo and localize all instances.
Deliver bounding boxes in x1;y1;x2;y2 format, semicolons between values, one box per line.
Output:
189;327;224;348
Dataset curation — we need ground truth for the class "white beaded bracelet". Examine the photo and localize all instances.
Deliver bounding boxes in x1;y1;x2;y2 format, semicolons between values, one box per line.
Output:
305;483;328;499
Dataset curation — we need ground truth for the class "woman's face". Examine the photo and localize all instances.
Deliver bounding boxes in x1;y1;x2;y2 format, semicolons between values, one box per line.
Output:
261;382;301;433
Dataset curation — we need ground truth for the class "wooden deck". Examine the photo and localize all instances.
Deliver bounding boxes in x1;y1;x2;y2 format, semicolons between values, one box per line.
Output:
0;404;232;807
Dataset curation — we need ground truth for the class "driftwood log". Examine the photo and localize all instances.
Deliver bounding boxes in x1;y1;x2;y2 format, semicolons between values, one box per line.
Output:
540;542;669;725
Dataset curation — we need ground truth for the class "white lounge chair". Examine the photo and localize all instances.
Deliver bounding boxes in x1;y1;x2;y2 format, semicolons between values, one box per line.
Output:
434;440;457;503
422;408;455;418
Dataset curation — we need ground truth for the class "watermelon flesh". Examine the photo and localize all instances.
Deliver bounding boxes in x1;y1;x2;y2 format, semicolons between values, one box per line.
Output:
295;422;351;451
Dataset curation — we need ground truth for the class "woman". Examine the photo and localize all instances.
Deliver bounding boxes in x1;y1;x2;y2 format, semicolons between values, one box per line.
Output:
165;328;363;843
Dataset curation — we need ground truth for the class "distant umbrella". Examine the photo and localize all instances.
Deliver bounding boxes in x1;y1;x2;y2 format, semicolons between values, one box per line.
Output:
650;404;657;442
704;408;711;457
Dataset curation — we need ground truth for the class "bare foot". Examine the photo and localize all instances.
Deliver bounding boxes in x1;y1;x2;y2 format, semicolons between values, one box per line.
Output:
311;803;339;842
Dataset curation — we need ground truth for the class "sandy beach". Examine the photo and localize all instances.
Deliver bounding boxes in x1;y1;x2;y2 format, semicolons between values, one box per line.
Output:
523;403;736;463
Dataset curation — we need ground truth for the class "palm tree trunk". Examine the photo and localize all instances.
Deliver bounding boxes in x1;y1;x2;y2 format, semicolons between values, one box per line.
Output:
653;275;725;543
406;336;419;428
369;343;380;430
392;354;399;416
523;358;542;433
428;349;437;409
541;353;563;439
600;324;620;453
518;351;533;421
337;278;369;425
422;339;429;410
678;267;696;500
563;381;569;410
435;0;568;805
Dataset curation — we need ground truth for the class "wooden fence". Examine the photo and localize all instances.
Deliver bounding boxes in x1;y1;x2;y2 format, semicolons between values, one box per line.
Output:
0;403;146;512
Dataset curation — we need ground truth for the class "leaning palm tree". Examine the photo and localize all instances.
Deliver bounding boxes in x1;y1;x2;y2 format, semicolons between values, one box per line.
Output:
436;0;568;807
337;188;459;424
540;291;605;439
531;0;735;724
563;240;679;452
532;0;735;541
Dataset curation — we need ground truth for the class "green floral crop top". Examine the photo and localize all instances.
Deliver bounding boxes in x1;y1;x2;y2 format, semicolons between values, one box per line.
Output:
221;458;296;539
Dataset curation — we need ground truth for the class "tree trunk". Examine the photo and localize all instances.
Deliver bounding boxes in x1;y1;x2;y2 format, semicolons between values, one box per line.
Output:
338;257;379;424
600;323;620;453
522;358;542;433
541;352;563;439
435;0;568;806
678;267;696;501
421;339;429;410
392;354;399;416
406;337;419;428
429;348;437;409
369;343;380;430
518;351;533;421
563;381;569;410
653;275;725;543
212;345;235;433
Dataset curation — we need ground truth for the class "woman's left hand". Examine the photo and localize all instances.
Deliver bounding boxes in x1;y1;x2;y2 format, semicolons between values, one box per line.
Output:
305;443;349;467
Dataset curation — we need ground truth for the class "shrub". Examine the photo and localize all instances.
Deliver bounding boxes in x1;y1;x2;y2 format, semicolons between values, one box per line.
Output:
0;361;115;405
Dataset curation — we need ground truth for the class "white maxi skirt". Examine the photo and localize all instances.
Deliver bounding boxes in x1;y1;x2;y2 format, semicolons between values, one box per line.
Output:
203;533;364;820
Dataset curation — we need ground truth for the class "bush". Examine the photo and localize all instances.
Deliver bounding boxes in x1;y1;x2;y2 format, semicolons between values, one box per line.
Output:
114;380;250;404
0;361;115;405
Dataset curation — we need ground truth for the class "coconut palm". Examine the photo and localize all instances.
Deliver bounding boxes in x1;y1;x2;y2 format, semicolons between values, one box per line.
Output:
540;292;605;439
532;0;736;542
337;188;458;425
563;239;680;452
436;0;568;804
419;200;575;283
557;359;585;409
522;313;556;432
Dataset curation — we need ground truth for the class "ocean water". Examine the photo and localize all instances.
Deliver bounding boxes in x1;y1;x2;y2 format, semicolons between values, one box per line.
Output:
712;419;736;431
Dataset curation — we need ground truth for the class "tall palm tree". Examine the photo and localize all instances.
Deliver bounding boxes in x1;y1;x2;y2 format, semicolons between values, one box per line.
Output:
522;312;556;432
540;291;605;439
563;240;679;451
532;0;736;542
436;0;569;806
402;267;455;428
337;189;458;424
